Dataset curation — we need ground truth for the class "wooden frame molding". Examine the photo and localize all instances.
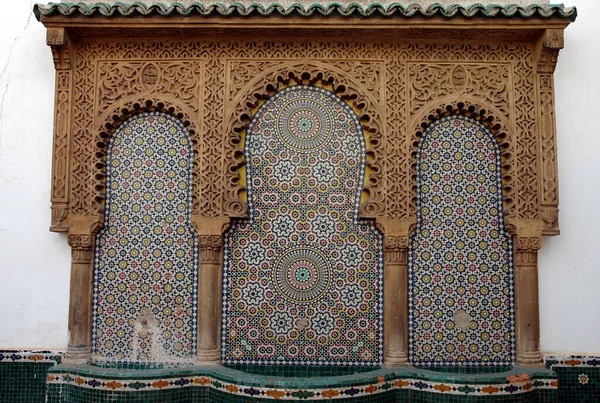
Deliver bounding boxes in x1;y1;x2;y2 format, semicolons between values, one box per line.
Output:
37;7;573;366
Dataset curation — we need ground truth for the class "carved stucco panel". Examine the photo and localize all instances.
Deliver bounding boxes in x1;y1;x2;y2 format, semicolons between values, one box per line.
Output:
92;59;204;216
50;70;72;231
71;39;538;225
96;60;202;118
408;62;512;120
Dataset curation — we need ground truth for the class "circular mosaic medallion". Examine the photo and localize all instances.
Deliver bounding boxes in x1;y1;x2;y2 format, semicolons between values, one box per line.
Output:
276;95;332;151
274;248;331;303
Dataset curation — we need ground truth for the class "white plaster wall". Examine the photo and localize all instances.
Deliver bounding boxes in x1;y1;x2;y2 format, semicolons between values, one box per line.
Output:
0;1;598;354
539;0;600;355
0;1;70;349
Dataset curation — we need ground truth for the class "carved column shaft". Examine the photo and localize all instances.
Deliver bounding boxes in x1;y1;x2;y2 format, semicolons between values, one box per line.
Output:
383;236;409;365
65;235;94;363
514;237;543;365
197;235;223;364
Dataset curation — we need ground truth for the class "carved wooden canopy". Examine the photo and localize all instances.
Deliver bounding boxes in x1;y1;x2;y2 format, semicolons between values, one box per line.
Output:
35;2;574;365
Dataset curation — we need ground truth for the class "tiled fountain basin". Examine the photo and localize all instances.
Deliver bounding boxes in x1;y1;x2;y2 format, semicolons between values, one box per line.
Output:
46;363;558;402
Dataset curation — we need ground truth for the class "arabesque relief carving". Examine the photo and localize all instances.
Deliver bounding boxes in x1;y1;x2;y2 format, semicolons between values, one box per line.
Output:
48;28;71;232
64;39;553;228
537;29;564;235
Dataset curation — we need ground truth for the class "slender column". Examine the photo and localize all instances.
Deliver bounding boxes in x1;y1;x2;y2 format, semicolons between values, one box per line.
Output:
196;235;223;364
383;235;409;365
64;234;94;363
514;236;543;365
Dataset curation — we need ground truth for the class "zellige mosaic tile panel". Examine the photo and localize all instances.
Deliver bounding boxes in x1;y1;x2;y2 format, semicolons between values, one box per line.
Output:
92;112;198;365
0;350;61;403
409;115;515;366
45;363;558;401
222;85;384;366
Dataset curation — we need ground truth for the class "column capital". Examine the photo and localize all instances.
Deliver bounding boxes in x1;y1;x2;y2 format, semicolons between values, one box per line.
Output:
68;234;94;264
68;234;93;249
383;235;409;265
514;236;542;252
198;234;223;264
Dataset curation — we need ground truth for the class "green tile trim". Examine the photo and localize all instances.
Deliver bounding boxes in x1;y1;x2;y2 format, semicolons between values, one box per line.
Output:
0;350;62;403
545;356;600;403
33;2;577;22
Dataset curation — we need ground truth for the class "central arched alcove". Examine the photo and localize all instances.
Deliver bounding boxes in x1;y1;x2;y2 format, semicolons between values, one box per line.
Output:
222;85;384;366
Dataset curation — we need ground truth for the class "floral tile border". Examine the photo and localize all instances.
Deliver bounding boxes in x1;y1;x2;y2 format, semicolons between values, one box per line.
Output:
544;355;600;368
47;372;557;400
0;350;62;364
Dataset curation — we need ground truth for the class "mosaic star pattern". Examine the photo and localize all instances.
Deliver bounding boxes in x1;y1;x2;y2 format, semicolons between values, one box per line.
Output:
408;115;515;366
222;85;383;366
92;112;198;365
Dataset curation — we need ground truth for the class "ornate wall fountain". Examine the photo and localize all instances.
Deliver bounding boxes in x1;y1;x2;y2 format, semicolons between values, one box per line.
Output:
35;1;575;400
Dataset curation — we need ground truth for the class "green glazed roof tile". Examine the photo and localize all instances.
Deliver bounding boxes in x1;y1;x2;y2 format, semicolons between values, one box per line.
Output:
33;2;577;22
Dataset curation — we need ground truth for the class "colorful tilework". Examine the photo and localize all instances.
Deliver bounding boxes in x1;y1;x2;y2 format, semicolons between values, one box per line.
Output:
409;115;515;366
92;112;198;366
545;355;600;402
44;363;558;402
4;351;587;402
222;85;384;366
0;350;61;403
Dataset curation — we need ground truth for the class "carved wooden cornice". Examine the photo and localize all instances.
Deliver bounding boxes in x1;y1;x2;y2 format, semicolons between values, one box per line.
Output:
46;27;70;70
538;29;565;74
38;21;571;239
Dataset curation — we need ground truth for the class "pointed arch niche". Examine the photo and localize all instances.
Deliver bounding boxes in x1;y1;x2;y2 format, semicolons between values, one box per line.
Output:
37;9;572;367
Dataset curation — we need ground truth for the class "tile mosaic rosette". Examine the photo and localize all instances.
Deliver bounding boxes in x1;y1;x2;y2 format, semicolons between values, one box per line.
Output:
222;85;383;366
92;112;198;365
409;115;515;366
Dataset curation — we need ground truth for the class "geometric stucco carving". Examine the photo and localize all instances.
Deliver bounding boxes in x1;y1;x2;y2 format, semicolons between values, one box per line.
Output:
47;38;565;237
